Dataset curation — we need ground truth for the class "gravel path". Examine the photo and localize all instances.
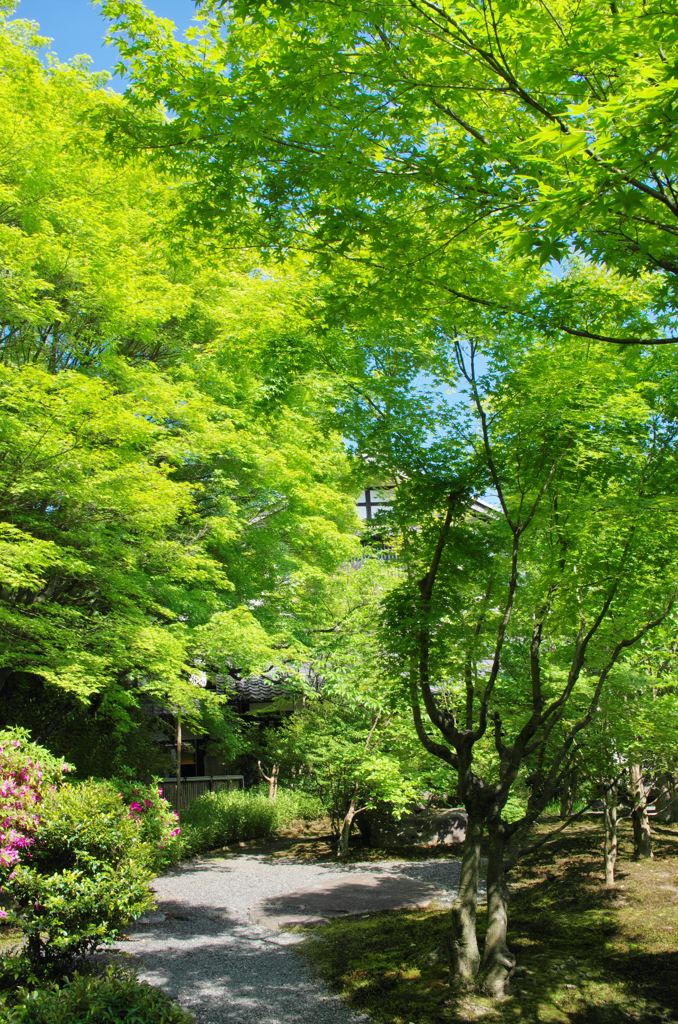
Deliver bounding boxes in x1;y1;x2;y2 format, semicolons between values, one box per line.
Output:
118;853;464;1024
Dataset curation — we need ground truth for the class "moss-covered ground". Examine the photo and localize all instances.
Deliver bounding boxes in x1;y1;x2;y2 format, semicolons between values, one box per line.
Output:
296;818;678;1023
0;926;21;957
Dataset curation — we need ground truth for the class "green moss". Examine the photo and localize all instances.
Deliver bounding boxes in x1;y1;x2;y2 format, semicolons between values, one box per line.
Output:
0;930;21;958
297;819;678;1023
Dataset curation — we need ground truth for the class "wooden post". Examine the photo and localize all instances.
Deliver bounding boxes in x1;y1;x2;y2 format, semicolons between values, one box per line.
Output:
176;710;182;821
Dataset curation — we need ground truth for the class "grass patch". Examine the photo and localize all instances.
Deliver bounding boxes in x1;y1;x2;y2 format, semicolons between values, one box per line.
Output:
297;818;678;1023
179;788;324;857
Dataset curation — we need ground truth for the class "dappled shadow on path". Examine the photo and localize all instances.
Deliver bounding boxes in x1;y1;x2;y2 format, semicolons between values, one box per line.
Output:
116;863;368;1024
250;870;446;930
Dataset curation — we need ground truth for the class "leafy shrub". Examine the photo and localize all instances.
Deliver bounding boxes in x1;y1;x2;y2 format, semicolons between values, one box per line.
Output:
273;788;325;823
2;780;155;973
28;781;145;874
113;779;182;873
180;789;277;856
0;729;69;877
179;787;324;857
0;967;194;1022
7;858;152;970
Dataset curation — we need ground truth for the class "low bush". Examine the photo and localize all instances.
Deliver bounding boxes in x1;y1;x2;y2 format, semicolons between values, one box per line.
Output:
114;779;182;873
180;789;276;856
28;781;145;874
0;728;69;875
8;858;152;971
180;787;325;857
275;788;325;823
0;967;194;1023
2;780;156;975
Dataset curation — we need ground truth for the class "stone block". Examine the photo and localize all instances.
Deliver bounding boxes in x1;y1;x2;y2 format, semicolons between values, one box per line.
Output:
357;802;468;848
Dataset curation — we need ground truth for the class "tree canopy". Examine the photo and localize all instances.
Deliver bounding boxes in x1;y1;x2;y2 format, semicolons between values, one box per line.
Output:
0;5;361;775
102;0;678;345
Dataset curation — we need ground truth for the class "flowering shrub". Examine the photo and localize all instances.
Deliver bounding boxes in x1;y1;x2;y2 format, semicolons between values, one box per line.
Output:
0;734;183;977
26;781;148;875
0;729;69;915
2;780;155;974
114;780;182;872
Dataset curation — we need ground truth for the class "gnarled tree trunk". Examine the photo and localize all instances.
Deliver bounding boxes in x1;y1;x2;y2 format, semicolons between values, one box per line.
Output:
479;808;515;999
629;763;653;860
602;782;618;886
445;809;483;989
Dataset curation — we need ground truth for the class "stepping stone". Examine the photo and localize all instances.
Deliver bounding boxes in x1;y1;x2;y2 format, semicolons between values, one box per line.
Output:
250;872;441;930
136;911;167;924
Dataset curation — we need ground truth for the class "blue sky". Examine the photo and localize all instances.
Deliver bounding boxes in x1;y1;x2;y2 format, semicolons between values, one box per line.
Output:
14;0;196;89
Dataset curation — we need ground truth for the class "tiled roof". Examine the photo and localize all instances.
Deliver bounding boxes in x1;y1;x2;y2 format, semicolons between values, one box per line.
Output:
216;675;289;702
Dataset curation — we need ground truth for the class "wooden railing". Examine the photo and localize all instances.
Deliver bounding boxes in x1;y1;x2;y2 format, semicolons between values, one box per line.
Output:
160;775;245;812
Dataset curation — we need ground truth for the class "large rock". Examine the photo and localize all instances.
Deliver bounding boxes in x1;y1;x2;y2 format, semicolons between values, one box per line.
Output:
357;802;468;848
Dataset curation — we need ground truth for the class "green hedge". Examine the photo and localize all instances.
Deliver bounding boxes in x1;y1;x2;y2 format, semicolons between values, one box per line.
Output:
0;968;194;1023
180;788;323;857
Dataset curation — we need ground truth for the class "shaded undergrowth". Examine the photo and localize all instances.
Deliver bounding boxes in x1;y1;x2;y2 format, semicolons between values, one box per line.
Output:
298;819;678;1023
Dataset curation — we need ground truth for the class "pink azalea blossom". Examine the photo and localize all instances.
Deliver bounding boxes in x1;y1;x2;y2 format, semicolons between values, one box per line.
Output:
0;737;67;870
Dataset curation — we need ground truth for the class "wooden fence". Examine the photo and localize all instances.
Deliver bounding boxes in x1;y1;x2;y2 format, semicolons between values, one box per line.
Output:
161;775;244;812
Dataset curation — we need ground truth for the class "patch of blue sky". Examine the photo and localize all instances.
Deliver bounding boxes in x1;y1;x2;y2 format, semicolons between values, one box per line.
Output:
14;0;197;91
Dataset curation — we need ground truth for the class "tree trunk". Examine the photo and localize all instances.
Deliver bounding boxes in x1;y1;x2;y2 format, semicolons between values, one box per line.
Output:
337;784;360;858
559;768;579;819
479;808;515;999
176;712;182;824
257;761;279;801
445;809;483;989
669;773;678;823
654;771;675;822
602;782;618;886
629;763;652;860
